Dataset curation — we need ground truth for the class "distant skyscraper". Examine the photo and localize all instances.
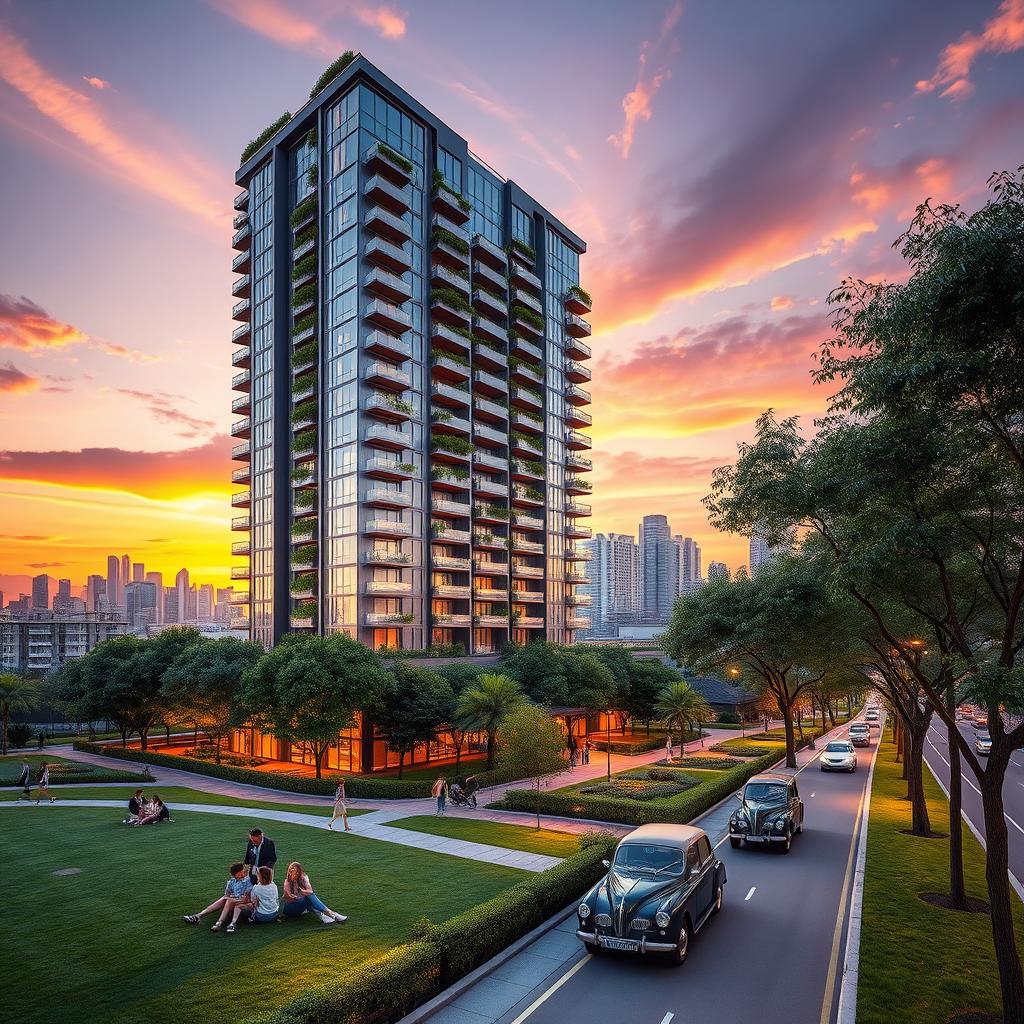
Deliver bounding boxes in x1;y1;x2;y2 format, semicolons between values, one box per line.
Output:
164;586;178;624
121;554;131;600
52;578;73;614
584;532;640;637
707;561;729;583
133;562;145;582
216;587;235;623
749;521;793;570
146;572;164;623
639;515;679;623
106;555;120;611
198;583;215;621
174;568;189;624
125;581;159;630
86;575;106;613
679;536;702;595
31;574;49;610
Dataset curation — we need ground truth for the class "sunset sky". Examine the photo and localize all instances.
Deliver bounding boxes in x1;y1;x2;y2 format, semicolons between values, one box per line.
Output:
1;0;1022;594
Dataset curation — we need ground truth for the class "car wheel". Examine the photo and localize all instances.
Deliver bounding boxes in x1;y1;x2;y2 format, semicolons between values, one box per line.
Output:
671;917;692;965
730;837;742;849
712;879;724;915
583;941;600;955
781;827;792;854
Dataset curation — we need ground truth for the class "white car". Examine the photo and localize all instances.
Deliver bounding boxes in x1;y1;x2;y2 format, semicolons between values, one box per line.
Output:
976;731;992;757
849;723;871;747
865;710;880;727
820;740;858;772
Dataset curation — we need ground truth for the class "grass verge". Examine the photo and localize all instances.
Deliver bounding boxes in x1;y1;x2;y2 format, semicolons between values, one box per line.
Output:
857;734;1024;1024
0;753;150;785
386;815;587;857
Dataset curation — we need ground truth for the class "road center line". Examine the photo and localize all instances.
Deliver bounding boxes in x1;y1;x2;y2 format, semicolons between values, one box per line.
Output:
744;886;756;901
509;954;590;1024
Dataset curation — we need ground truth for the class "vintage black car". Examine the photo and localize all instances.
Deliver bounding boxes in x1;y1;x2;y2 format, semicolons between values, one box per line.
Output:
576;823;726;964
728;772;804;852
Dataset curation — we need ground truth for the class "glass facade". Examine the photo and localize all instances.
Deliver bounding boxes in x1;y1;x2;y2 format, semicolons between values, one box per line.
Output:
468;163;503;246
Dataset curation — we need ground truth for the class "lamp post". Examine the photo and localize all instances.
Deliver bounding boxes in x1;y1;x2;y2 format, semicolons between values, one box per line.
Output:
607;706;612;781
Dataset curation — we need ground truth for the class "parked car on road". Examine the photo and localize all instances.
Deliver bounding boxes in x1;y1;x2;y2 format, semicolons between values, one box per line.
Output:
849;723;871;747
976;730;992;756
576;823;726;965
728;773;804;853
821;740;858;772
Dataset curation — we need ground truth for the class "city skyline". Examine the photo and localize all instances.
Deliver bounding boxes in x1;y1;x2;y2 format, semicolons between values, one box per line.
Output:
1;1;1023;588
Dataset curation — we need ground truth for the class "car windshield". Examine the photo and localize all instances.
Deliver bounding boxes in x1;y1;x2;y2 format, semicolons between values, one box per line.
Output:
826;742;852;752
743;783;788;803
613;843;685;877
978;733;991;742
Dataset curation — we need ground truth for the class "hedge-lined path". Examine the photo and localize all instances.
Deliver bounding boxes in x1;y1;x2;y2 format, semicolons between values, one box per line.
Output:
0;798;563;872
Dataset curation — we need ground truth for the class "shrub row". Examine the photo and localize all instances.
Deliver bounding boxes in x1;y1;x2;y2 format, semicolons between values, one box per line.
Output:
17;762;154;786
251;839;617;1024
240;112;292;165
489;751;781;826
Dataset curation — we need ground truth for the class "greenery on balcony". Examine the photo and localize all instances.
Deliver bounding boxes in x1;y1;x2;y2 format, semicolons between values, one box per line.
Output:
292;283;316;310
376;142;413;174
292;600;317;619
432;466;469;481
292;312;316;338
431;347;469;367
306;126;318;148
293;487;317;510
525;459;544;476
480;503;511;521
510;238;536;261
475;279;506;302
431;226;469;255
512;303;544;330
520;383;543;399
398;461;417;473
289;575;317;596
511;430;542;451
567;284;592;305
292;399;318;425
290;465;316;485
386;395;414;415
290;519;316;540
240;111;291;165
432;410;454;424
308;51;356;100
306;164;318;190
292;254;316;282
292;342;317;368
431;434;473;456
431;521;448;535
292;546;317;567
290;195;317;229
569;477;592;491
475;336;504;355
432;287;473;314
431;169;472;212
518;409;543;425
473;531;495;545
291;429;317;454
294;223;317;249
523;486;544;502
291;376;317;400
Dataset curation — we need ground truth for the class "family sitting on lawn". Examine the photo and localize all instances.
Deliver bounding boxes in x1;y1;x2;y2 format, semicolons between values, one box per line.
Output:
182;828;347;932
123;789;171;825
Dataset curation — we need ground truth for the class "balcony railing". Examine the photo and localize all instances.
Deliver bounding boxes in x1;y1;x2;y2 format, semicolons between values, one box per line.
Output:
432;497;472;518
565;312;592;338
471;233;507;270
432;583;471;599
232;394;251;416
565;288;593;315
512;564;543;578
474;614;509;627
566;335;592;360
433;555;471;570
364;268;412;304
472;367;508;396
511;590;544;603
512;538;544;554
231;540;250;556
565;546;591;561
431;526;471;544
364;141;413;185
474;559;509;575
231;465;251;484
365;549;413;566
565;430;592;450
231;565;250;580
473;450;508;473
293;236;315;263
510;262;542;292
473;586;508;600
232;322;250;344
231;490;251;508
433;613;472;627
473;397;508;423
233;189;249;211
231;440;251;461
472;315;508;346
432;264;471;295
231;346;250;368
366;423;409;450
365;360;411;391
566;383;592;405
365;519;412;537
365;299;412;334
473;289;508;320
366;205;412;245
365;487;412;508
516;616;545;628
365;580;413;596
231;515;250;531
232;274;251;298
513;513;544;531
231;223;251;251
365;456;414;480
363;173;412;215
431;293;471;329
432;181;471;224
365;236;412;275
365;330;412;362
365;612;416;626
472;261;507;294
231;417;251;438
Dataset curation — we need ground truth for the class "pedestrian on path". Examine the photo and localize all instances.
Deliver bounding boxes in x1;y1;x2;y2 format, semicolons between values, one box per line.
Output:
665;734;674;763
583;739;592;766
568;734;578;770
432;775;447;815
328;778;350;831
16;759;31;800
281;862;347;924
34;761;55;804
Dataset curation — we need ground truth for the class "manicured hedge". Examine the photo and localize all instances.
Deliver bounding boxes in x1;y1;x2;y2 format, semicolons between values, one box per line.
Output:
589;727;698;755
490;751;781;826
22;762;154;785
251;840;616;1024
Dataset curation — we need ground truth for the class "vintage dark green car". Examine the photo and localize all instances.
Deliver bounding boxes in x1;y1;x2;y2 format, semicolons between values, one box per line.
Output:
728;772;804;852
576;823;726;964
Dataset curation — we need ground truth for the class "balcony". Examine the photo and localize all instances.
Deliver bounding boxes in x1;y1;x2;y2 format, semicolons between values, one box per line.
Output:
364;141;413;185
511;458;543;482
475;558;509;575
432;583;471;599
474;423;507;448
365;519;412;538
565;546;591;561
513;513;544;531
566;383;592;406
365;299;412;335
432;182;471;224
231;346;250;369
365;487;412;510
365;548;413;566
567;593;593;607
432;381;471;410
232;465;251;485
232;252;251;281
366;423;409;451
365;580;413;597
432;526;471;544
431;264;471;296
365;236;412;275
293;319;316;346
511;590;544;603
565;288;592;316
365;330;412;362
365;360;411;391
472;315;507;347
432;496;472;519
231;222;251;251
292;434;316;462
473;344;508;375
231;298;251;322
566;360;591;383
234;189;249;212
511;333;543;363
472;234;507;270
513;410;543;435
431;293;471;330
475;502;511;526
433;555;471;571
565;571;591;585
472;532;505;551
432;411;471;436
512;308;544;339
432;437;471;466
365;612;416;627
512;484;544;508
473;450;508;473
512;386;543;413
231;417;251;439
364;268;412;305
231;540;250;556
366;206;412;245
566;452;592;473
231;440;251;461
433;613;472;628
432;212;470;242
473;585;508;601
512;564;543;578
473;289;507;321
567;615;591;630
473;261;507;295
566;500;592;517
431;323;471;358
511;287;542;315
566;477;592;496
473;475;507;498
229;591;251;605
510;262;542;293
511;433;544;459
566;406;593;428
567;523;592;540
292;346;316;376
565;430;592;451
473;396;508;424
291;200;316;234
511;359;543;388
474;614;509;627
516;616;545;629
231;490;251;508
512;536;544;555
231;515;250;532
232;394;251;416
232;274;251;299
565;335;592;361
365;456;415;481
431;234;470;272
293;236;316;263
363;173;412;215
366;392;413;423
292;465;316;489
231;565;250;580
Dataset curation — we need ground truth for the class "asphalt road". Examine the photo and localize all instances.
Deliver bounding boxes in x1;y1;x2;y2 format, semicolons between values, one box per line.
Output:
497;723;880;1024
924;717;1024;885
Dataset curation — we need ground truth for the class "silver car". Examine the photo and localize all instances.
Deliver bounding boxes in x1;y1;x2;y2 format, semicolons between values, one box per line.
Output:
976;731;992;757
820;740;858;772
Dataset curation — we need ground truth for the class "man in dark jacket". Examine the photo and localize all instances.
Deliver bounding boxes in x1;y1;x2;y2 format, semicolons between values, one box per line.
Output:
242;828;277;884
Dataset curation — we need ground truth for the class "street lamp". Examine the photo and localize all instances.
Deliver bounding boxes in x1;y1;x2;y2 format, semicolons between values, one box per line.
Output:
606;705;612;781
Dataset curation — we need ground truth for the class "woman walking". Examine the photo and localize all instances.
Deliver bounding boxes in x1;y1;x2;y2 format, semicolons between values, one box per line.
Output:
665;734;674;763
328;777;350;831
281;862;347;924
432;775;447;816
34;761;55;804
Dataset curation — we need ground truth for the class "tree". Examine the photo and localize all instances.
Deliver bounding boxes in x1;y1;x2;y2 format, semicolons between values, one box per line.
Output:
496;704;566;829
0;674;38;755
238;634;391;779
375;665;454;777
454;673;524;769
654;681;712;757
499;642;567;705
161;637;264;762
436;662;482;770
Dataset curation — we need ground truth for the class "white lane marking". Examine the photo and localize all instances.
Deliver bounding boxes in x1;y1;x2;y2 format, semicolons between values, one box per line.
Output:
660;1014;674;1024
509;954;591;1024
744;886;756;901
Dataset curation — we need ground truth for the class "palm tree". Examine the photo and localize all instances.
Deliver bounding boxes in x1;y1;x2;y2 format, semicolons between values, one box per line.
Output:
0;673;39;755
654;681;713;759
454;673;524;769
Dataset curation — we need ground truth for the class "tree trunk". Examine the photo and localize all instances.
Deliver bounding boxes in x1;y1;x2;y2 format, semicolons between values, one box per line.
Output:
980;770;1024;1024
821;697;828;735
904;720;932;836
946;690;967;909
140;726;149;752
781;705;798;769
827;701;836;728
215;735;222;764
397;751;405;778
2;707;8;755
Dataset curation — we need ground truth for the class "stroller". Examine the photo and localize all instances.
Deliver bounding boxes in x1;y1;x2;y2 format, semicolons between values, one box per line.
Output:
447;775;480;808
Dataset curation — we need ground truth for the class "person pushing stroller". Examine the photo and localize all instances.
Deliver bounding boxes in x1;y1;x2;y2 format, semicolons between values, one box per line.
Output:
447;775;480;808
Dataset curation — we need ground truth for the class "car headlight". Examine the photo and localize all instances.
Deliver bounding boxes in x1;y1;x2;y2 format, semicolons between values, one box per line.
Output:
774;819;786;831
655;911;671;929
578;902;591;919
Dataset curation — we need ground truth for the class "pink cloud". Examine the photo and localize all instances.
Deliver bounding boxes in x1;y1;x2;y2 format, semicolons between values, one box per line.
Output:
82;75;109;90
0;361;39;394
770;295;795;311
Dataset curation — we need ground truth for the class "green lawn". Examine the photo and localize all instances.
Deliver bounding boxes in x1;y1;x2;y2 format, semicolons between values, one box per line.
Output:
0;753;147;784
710;736;786;756
377;756;488;782
387;815;586;857
0;785;369;816
3;807;525;1024
857;734;1024;1024
553;763;720;798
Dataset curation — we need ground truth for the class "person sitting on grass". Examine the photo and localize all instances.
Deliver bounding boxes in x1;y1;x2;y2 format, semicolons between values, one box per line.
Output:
124;789;145;824
183;863;254;933
135;795;170;825
281;861;347;924
249;866;280;924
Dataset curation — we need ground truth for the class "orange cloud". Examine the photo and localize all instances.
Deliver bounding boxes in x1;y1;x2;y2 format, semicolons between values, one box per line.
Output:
770;295;795;311
916;0;1024;99
0;361;39;394
353;5;405;38
82;75;108;90
0;25;224;226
